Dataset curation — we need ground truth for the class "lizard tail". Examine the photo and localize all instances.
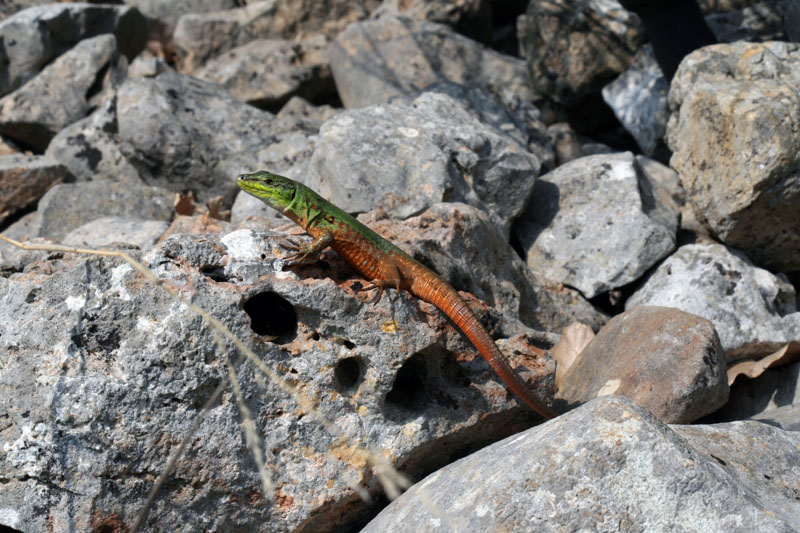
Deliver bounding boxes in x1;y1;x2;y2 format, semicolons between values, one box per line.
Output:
410;270;557;419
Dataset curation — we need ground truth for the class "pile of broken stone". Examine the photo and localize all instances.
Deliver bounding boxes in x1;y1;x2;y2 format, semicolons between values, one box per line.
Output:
0;1;797;531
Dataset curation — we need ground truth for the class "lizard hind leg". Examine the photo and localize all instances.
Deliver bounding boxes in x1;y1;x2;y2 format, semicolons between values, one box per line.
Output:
357;261;403;304
357;279;401;304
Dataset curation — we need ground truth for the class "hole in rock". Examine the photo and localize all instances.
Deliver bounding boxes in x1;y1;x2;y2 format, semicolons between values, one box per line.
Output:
200;265;228;282
334;356;362;392
242;292;297;344
385;353;428;411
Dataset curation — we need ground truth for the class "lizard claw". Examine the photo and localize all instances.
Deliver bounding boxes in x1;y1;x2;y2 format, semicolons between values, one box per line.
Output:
357;282;383;304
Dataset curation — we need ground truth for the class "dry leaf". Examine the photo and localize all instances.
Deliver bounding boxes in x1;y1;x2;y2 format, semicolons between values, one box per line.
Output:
174;191;197;216
552;322;595;391
206;195;231;221
727;341;800;386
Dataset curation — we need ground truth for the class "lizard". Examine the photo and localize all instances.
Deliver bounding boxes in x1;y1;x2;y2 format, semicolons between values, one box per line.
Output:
237;170;557;419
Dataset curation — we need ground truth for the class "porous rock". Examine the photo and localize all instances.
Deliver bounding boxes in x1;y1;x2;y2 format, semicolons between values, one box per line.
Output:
555;306;728;423
0;225;554;531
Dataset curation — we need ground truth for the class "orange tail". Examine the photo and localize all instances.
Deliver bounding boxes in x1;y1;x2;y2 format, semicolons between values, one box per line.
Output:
409;265;556;419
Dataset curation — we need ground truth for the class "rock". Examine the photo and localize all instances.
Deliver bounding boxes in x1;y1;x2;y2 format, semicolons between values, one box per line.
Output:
712;360;800;425
0;227;554;531
0;154;67;224
305;92;540;237
546;122;585;166
0;34;125;151
45;97;144;185
788;0;800;41
124;0;238;40
173;0;378;72
116;71;295;202
329;16;535;110
0;3;146;97
626;243;800;360
707;0;790;42
666;41;800;271
363;396;800;532
636;154;686;215
602;45;670;159
0;211;35;261
361;202;608;333
555;306;728;423
390;82;556;172
751;404;800;432
517;0;644;106
370;0;492;42
515;152;678;299
275;96;338;130
193;34;334;110
62;216;170;250
30;181;175;241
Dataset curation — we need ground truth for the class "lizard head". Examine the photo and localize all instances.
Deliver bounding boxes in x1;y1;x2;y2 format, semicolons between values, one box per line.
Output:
237;171;297;211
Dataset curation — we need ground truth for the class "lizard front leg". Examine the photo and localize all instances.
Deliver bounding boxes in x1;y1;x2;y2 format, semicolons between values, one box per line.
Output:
280;231;333;266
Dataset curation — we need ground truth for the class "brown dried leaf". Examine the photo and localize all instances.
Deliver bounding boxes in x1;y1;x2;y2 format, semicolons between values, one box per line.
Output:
174;191;197;216
727;341;800;386
552;322;595;392
206;195;231;221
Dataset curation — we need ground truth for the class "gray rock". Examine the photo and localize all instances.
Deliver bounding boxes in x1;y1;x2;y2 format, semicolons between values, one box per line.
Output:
788;0;800;41
275;96;338;131
116;71;294;202
707;0;789;42
602;45;670;159
62;216;170;250
305;92;541;237
751;404;800;432
45;97;144;185
390;82;556;172
714;361;800;424
193;34;333;109
636;154;686;216
667;41;800;271
363;396;800;532
0;154;67;224
0;34;124;151
0;226;555;531
173;0;377;72
329;16;536;110
370;0;492;42
0;211;35;260
0;3;146;97
515;152;677;299
517;0;644;106
361;202;608;333
124;0;238;40
555;306;728;423
30;181;174;241
626;243;800;360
